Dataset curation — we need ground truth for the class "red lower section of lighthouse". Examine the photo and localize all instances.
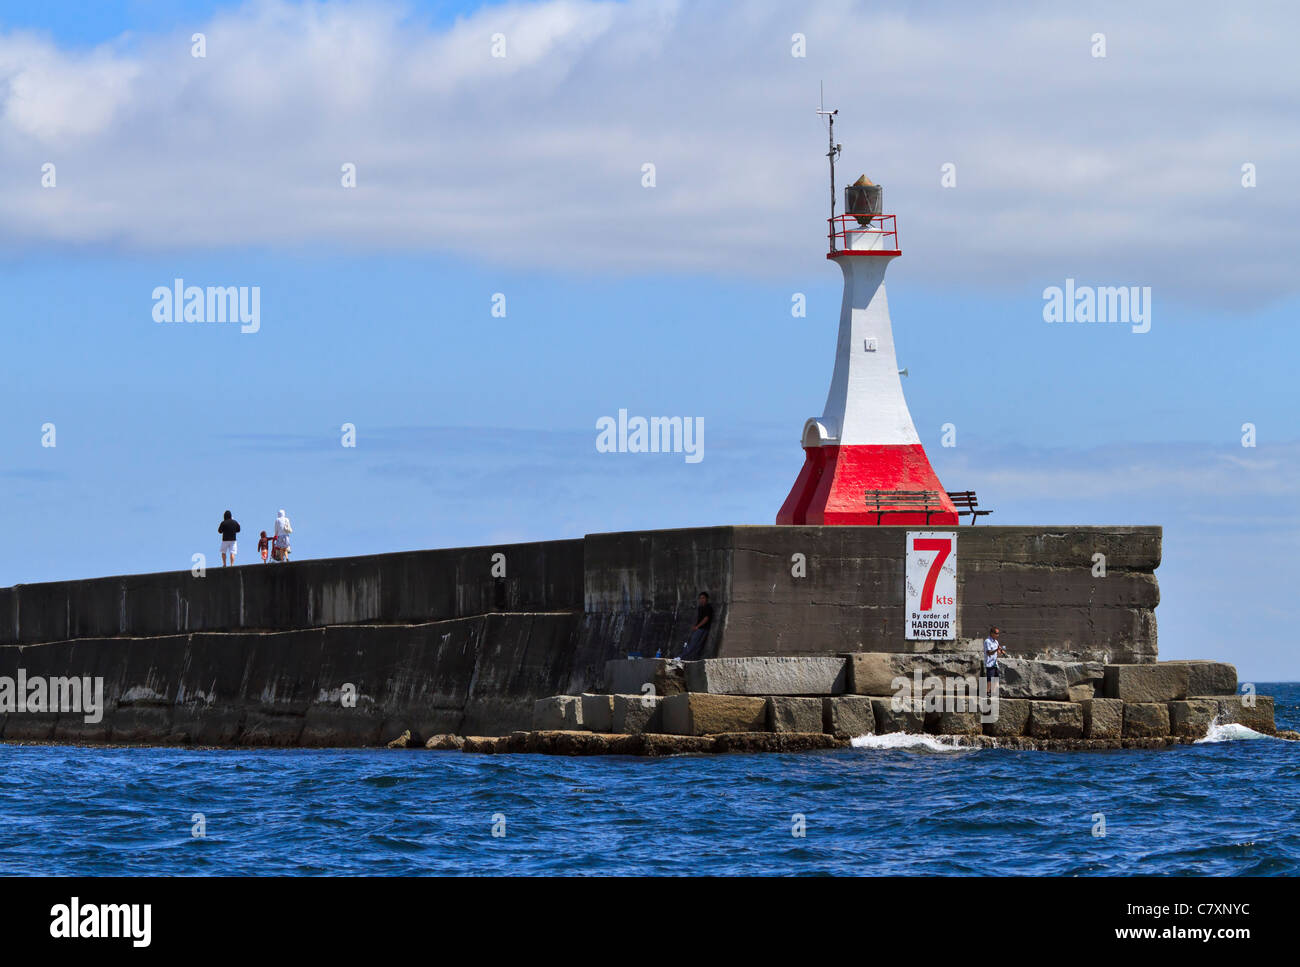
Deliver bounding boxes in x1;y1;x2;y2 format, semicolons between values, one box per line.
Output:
776;444;959;526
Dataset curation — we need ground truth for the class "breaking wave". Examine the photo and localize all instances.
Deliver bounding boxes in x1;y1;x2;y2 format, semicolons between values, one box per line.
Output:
1194;718;1271;744
850;732;969;753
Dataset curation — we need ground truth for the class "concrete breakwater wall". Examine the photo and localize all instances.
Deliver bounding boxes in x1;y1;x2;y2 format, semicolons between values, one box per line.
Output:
0;525;1160;746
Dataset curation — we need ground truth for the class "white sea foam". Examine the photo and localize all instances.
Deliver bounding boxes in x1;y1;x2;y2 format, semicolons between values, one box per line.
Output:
1194;718;1270;744
850;732;969;753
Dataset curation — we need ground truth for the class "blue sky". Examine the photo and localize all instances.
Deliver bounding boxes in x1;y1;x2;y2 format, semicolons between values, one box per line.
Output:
1;0;1297;679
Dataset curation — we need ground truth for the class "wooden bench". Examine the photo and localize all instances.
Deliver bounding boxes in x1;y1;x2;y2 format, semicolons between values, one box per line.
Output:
946;490;993;524
863;489;945;524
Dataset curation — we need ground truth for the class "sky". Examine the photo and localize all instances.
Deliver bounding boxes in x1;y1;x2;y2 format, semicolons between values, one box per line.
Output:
0;0;1296;679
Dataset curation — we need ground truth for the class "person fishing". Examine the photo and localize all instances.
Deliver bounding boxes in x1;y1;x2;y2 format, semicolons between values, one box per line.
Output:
983;625;1005;696
680;591;714;660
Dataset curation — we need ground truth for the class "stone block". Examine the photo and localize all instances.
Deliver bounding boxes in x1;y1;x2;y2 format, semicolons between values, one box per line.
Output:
1168;699;1220;739
663;693;768;736
603;658;686;698
1104;664;1189;703
580;693;615;733
711;732;846;754
612;694;664;734
926;709;984;736
1082;698;1123;741
982;697;1031;737
462;735;511;754
532;695;582;731
767;696;825;733
822;696;876;738
1067;684;1095;702
870;697;926;734
685;656;847;695
425;734;465;750
1028;701;1084;739
1191;694;1276;735
999;659;1104;701
1123;702;1171;738
1166;662;1237;697
847;653;980;696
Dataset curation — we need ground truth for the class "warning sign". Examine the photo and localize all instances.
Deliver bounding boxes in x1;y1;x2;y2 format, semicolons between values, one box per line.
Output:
905;531;957;640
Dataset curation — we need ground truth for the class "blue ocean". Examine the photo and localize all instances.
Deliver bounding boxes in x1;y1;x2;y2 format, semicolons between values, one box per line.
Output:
2;684;1296;877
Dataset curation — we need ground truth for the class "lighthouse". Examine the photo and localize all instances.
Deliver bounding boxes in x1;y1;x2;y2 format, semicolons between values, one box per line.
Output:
777;137;957;526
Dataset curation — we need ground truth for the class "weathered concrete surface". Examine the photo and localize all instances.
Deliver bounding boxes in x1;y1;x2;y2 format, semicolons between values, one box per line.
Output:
823;696;876;738
1028;701;1084;739
767;696;824;733
580;693;614;733
611;694;664;734
1123;702;1172;738
1104;664;1189;703
662;693;767;736
0;614;584;746
983;698;1031;737
602;659;687;698
998;660;1104;701
532;696;582;731
927;709;983;735
0;540;585;646
1082;698;1124;741
579;528;736;664
1192;695;1276;735
1168;699;1220;739
846;653;980;695
685;656;847;696
870;697;926;734
725;526;1160;662
1165;661;1237;697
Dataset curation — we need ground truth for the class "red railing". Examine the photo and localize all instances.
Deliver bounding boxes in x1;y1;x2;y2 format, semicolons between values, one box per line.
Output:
827;213;898;254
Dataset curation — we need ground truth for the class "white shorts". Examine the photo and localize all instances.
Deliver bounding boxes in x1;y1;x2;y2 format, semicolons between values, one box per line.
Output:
221;540;238;556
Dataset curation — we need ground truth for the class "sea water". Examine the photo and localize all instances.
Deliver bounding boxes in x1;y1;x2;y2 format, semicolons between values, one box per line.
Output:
0;683;1295;876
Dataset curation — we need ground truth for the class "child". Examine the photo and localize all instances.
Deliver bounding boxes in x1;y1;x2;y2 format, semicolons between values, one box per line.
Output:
258;531;271;563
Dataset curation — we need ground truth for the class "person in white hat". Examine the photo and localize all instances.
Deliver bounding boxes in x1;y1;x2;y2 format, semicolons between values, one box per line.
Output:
273;509;293;562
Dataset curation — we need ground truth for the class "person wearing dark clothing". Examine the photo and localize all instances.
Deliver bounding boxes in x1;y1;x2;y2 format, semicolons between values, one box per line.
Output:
218;510;241;567
681;592;714;660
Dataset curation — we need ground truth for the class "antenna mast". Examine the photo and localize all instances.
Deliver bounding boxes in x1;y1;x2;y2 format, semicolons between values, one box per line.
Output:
817;82;841;252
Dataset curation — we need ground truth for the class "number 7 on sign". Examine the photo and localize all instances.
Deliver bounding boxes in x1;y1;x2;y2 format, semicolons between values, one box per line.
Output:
912;538;952;611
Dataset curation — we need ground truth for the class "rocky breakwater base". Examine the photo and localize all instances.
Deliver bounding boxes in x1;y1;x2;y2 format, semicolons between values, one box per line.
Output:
404;655;1295;756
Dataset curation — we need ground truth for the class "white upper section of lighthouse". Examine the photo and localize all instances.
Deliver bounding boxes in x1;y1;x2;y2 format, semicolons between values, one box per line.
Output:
802;219;921;449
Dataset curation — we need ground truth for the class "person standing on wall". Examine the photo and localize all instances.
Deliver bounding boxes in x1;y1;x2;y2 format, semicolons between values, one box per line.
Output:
681;592;714;660
273;509;293;562
218;510;241;567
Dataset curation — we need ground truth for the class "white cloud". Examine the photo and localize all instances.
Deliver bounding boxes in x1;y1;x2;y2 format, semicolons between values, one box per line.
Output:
0;0;1297;304
0;32;139;140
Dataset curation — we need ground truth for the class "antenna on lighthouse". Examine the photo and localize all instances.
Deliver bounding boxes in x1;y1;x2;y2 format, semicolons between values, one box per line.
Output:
817;82;842;252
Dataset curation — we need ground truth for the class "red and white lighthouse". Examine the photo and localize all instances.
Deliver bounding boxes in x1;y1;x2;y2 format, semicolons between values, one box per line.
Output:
777;167;957;527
